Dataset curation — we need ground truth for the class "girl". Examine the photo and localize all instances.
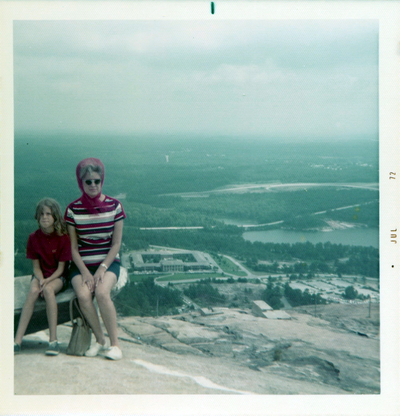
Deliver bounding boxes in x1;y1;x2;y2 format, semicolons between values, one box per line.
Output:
14;198;71;355
65;158;126;360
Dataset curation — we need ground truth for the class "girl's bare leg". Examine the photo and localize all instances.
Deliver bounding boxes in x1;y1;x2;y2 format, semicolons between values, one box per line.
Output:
42;279;64;342
71;276;106;345
95;272;119;347
14;278;41;345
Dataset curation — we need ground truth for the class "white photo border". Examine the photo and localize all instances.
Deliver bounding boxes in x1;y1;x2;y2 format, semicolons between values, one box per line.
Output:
1;1;399;415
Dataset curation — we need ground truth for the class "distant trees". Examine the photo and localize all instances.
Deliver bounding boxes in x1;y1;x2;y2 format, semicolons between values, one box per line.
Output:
183;281;226;306
14;135;379;280
245;243;378;279
284;283;327;307
335;251;379;279
261;280;283;310
147;188;378;229
115;277;183;317
121;228;379;280
13;219;379;279
247;260;280;273
284;215;325;230
123;200;220;229
343;285;358;300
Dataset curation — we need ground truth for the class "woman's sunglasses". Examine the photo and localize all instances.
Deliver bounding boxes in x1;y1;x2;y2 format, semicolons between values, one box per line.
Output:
85;179;101;185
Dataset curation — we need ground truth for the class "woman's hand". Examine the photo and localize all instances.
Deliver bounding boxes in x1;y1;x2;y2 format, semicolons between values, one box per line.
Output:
81;270;95;293
94;266;106;287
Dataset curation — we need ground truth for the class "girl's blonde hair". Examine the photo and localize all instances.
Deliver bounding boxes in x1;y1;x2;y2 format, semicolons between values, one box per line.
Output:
35;198;67;236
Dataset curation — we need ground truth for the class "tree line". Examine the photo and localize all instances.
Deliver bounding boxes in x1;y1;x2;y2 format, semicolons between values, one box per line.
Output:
15;219;378;279
123;227;379;278
115;277;182;317
248;249;378;279
14;135;378;278
128;188;378;229
283;283;327;307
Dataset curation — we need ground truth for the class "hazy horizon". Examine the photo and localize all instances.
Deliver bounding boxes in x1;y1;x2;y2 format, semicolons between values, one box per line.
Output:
14;20;378;139
14;130;378;142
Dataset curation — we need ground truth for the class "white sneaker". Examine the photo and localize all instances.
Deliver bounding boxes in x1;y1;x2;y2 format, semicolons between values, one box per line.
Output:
105;346;123;361
46;341;60;356
85;340;109;357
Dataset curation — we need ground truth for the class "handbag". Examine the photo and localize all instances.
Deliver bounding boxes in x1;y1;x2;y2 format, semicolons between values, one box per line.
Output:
66;297;92;356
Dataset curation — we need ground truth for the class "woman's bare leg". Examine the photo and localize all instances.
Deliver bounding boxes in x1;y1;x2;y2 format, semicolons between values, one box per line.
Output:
71;276;106;345
95;272;119;347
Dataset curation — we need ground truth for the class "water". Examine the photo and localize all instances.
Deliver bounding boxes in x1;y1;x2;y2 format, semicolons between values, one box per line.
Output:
242;227;379;248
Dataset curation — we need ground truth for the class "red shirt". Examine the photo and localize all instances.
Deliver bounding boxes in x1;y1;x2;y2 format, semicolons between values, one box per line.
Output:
26;229;72;278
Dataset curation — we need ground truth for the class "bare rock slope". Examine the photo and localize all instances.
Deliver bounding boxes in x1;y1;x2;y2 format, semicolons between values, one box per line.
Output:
14;303;379;395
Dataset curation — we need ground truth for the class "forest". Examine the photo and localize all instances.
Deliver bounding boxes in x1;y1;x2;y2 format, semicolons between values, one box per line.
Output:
14;133;379;280
123;189;378;229
114;277;182;317
111;275;334;317
123;227;379;278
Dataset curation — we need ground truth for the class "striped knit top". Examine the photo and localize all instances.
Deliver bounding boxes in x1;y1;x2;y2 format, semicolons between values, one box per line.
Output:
65;196;126;266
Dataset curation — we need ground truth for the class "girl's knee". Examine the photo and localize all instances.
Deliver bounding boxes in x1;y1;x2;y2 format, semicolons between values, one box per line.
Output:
29;286;41;299
42;286;56;298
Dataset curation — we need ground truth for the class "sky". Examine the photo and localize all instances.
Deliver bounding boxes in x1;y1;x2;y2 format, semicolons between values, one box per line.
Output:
13;19;378;139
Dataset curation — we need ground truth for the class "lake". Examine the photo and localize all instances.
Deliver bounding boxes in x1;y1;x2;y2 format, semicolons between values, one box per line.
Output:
242;227;379;248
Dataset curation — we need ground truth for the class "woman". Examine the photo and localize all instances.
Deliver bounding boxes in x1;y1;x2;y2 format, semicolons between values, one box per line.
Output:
65;158;126;360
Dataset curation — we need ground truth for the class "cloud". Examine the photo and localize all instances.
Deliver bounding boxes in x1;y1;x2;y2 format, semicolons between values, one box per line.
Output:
13;20;378;137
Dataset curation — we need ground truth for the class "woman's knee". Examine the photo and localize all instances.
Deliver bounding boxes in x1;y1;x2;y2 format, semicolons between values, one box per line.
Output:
76;291;93;306
72;278;92;302
95;287;112;304
73;285;93;306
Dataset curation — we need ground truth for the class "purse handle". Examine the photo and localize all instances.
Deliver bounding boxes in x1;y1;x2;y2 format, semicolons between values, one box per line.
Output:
69;297;90;329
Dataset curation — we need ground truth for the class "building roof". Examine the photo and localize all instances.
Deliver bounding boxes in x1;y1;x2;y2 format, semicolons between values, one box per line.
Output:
252;300;273;311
